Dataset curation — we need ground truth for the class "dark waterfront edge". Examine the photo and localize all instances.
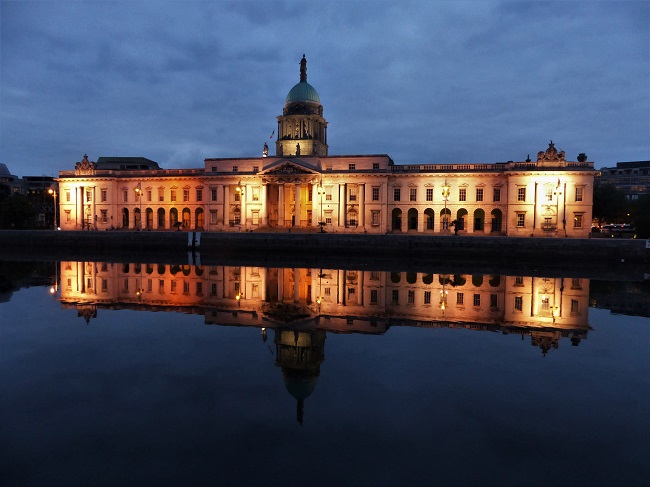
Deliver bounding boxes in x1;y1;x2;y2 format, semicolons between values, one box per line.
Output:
0;230;647;280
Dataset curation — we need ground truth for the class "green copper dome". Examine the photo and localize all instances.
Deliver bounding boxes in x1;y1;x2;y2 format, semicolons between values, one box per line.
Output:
286;81;320;103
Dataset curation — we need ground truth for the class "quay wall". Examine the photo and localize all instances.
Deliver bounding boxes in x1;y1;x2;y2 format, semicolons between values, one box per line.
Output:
0;230;647;279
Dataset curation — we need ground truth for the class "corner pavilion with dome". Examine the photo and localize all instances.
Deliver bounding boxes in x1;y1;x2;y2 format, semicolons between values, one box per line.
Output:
56;56;597;237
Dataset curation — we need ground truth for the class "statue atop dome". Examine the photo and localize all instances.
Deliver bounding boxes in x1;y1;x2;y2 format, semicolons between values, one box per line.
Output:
300;54;307;82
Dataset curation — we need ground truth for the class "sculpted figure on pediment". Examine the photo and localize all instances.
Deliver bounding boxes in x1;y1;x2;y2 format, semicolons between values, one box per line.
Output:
537;141;566;162
75;154;96;174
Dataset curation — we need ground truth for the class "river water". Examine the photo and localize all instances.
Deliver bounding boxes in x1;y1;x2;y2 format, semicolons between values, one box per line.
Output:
1;261;649;486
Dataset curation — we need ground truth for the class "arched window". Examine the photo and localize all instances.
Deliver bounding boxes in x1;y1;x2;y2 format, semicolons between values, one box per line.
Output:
407;208;418;231
424;209;434;231
122;208;129;228
182;208;191;228
392;209;402;231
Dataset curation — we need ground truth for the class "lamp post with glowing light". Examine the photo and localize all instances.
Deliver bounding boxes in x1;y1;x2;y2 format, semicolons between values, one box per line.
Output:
236;181;244;230
318;183;325;232
236;291;242;307
441;181;450;232
134;183;143;230
48;188;58;230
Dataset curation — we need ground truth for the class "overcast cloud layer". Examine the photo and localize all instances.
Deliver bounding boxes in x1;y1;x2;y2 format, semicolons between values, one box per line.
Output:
1;0;648;177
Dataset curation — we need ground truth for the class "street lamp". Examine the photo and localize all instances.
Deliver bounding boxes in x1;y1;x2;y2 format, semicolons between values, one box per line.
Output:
318;183;325;232
48;188;58;230
134;183;143;230
236;292;242;307
441;181;450;232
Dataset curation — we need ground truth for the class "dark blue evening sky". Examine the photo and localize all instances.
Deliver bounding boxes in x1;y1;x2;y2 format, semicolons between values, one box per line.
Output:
1;1;648;177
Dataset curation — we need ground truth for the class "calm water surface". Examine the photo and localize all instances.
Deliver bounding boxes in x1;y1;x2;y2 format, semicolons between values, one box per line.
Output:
1;261;649;487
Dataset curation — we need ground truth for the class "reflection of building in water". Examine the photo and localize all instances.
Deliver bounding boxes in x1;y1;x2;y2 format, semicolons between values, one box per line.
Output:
59;262;590;352
59;262;590;421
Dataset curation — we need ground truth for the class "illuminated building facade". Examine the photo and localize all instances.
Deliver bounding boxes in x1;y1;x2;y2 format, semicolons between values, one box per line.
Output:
56;56;597;237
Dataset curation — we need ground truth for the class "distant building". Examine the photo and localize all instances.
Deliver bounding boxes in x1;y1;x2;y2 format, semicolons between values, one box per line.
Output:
56;56;597;237
0;163;24;195
595;161;650;200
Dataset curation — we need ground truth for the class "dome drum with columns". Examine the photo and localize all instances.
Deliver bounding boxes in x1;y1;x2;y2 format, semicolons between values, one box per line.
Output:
276;55;328;158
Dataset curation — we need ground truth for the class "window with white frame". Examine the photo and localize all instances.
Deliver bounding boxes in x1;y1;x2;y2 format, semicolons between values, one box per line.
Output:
476;188;483;202
101;189;107;202
349;186;357;201
574;213;583;228
426;188;433;201
514;295;523;311
210;210;218;224
517;187;526;202
409;188;417;201
393;188;401;201
575;187;584;202
517;213;525;227
459;188;466;201
371;210;380;226
545;186;553;202
211;189;217;201
372;187;380;201
493;188;500;202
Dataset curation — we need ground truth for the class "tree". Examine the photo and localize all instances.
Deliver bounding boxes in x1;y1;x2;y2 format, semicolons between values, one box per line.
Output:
592;184;630;226
631;195;650;238
0;194;35;229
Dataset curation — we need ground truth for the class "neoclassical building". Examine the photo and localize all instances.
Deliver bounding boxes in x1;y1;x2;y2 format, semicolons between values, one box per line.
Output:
57;56;597;237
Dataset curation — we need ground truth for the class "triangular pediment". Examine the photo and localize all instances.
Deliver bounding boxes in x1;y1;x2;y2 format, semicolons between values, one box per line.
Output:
261;158;320;176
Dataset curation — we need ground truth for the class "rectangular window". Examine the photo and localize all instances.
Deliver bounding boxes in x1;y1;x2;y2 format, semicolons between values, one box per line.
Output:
123;190;128;202
490;294;497;309
252;211;259;225
372;187;380;201
517;213;525;228
159;188;164;202
147;190;152;202
546;187;553;202
410;188;417;201
393;188;401;201
211;166;217;172
371;210;380;226
251;284;259;298
147;279;153;293
234;192;240;202
252;187;260;201
476;188;483;202
574;214;583;228
370;289;378;304
183;281;190;294
572;278;581;289
514;296;523;311
86;190;92;202
541;297;550;311
349;186;357;201
426;188;433;201
253;166;259;172
196;282;203;296
211;283;217;296
170;190;176;202
196;189;203;201
391;290;399;304
325;187;332;201
325;211;333;224
100;209;108;223
102;279;108;292
571;299;579;314
349;163;355;170
517;187;526;202
459;188;466;201
408;290;415;304
65;190;71;202
473;294;480;307
515;276;524;286
101;189;107;202
575;187;584;202
211;189;217;201
424;290;431;305
183;189;190;202
159;280;164;293
64;210;71;223
232;166;238;172
123;278;129;291
456;292;464;305
373;163;380;170
171;280;177;293
210;210;218;224
493;188;501;202
324;287;331;296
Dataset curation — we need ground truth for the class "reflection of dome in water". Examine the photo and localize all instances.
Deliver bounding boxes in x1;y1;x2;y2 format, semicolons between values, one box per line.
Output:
283;368;319;401
274;328;326;425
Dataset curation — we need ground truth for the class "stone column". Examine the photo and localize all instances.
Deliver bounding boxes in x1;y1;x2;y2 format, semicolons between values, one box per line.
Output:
358;184;365;228
261;184;268;226
293;268;300;302
294;183;301;227
223;185;230;228
311;184;319;227
278;185;285;226
339;184;345;227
